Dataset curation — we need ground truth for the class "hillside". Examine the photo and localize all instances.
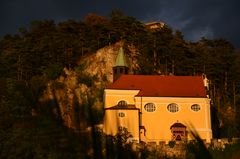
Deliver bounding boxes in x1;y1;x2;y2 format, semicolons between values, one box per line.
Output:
39;41;139;130
0;12;240;158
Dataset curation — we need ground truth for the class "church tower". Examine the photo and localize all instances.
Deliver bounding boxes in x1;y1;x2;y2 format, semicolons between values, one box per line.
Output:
113;47;129;81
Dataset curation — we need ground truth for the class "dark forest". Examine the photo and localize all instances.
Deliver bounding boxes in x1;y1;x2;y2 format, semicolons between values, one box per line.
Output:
0;12;240;159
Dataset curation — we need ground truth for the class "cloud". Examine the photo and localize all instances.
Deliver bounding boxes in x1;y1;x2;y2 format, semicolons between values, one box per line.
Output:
0;0;240;47
149;0;240;47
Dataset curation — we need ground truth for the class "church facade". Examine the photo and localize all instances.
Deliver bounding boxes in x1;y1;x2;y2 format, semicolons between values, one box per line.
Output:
103;47;212;144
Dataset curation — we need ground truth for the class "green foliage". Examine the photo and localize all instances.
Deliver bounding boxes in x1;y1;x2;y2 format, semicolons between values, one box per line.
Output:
29;76;47;104
168;140;176;148
74;63;86;72
97;88;104;101
0;12;240;158
186;129;213;159
105;127;138;159
52;81;65;90
102;74;108;82
209;141;240;159
0;116;87;159
44;63;63;80
114;127;133;144
77;73;97;87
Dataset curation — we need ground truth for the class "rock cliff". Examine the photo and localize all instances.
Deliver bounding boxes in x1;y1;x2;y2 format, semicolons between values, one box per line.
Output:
40;41;139;130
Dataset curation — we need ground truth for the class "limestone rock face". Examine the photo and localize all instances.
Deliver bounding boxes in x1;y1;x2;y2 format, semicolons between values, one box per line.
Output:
79;41;122;84
40;41;139;130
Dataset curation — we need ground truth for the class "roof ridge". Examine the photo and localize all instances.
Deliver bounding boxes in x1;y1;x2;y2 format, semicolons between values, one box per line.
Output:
107;75;207;98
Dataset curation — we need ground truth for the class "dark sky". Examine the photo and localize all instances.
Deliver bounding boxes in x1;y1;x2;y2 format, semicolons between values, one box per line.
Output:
1;0;240;48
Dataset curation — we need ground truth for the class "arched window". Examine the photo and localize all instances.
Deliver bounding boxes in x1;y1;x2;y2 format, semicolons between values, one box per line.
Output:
167;103;179;113
191;104;201;112
119;68;123;73
144;103;156;112
118;100;127;106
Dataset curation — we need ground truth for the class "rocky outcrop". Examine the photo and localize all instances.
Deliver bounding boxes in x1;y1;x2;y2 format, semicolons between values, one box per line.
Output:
40;41;139;130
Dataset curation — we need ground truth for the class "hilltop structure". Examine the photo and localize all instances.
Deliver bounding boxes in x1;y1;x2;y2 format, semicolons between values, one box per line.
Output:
103;47;212;144
145;21;165;29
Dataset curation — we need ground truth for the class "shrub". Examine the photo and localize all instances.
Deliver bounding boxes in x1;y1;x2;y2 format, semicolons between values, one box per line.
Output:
168;140;176;148
74;63;86;72
44;63;63;80
52;81;65;90
77;73;97;87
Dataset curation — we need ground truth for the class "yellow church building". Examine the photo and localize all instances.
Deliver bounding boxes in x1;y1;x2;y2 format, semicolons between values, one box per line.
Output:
103;47;212;144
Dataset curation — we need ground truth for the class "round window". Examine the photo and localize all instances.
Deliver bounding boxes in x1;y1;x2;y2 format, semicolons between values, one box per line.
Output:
144;103;156;112
191;104;200;112
167;103;179;113
118;112;125;117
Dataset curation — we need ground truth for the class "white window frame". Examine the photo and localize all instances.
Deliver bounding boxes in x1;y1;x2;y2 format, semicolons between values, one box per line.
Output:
167;103;179;113
144;103;156;112
191;104;201;112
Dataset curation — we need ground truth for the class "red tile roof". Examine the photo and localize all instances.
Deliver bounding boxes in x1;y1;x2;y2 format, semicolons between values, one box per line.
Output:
107;75;207;97
105;104;138;110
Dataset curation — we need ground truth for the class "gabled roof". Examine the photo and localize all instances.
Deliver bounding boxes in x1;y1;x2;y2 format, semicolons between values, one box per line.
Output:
113;47;128;67
107;75;207;98
105;104;138;110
